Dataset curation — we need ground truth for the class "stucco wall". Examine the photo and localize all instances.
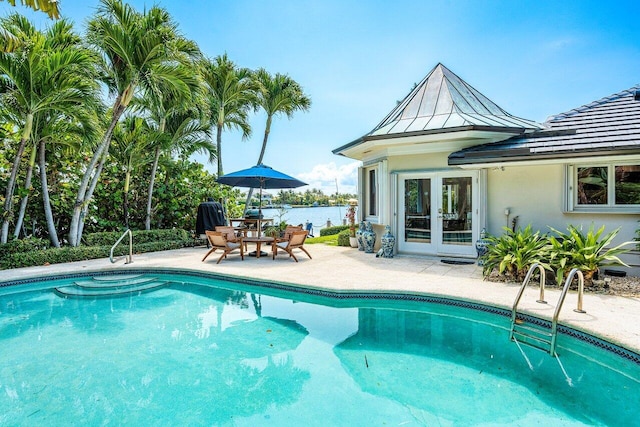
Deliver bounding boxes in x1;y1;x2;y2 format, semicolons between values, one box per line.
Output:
387;152;451;171
487;164;639;268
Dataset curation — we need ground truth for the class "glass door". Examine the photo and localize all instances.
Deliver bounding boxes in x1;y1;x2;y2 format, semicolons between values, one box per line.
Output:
404;178;432;241
439;176;474;255
399;175;436;254
398;172;478;256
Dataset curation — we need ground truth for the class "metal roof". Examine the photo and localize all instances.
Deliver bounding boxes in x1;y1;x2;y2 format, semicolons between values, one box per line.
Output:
333;63;541;156
449;85;640;165
371;63;540;135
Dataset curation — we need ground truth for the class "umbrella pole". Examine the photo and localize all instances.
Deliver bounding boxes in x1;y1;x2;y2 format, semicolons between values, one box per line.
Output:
258;186;263;235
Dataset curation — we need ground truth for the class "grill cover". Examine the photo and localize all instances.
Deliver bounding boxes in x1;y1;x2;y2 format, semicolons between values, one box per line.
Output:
195;200;226;234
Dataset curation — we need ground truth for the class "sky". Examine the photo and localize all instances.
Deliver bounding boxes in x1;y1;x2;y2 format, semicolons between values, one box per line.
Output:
2;0;640;195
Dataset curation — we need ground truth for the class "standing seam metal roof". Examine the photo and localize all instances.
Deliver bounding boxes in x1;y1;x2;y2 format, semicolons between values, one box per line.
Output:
370;63;541;136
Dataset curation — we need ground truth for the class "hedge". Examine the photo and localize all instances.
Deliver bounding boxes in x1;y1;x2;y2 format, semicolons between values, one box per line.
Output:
0;237;50;259
320;225;350;236
83;229;190;246
0;229;194;270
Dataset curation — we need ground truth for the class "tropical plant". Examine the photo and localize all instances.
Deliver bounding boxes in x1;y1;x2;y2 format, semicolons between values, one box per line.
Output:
481;225;549;281
244;68;311;210
110;116;156;228
200;53;256;177
68;0;201;246
1;0;60;19
0;14;99;244
133;72;204;230
547;224;631;285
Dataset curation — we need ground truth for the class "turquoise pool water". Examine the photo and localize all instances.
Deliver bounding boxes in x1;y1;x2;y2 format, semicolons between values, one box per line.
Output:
1;271;638;426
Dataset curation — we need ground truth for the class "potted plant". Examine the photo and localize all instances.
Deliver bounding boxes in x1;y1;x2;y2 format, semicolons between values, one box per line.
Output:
345;203;358;248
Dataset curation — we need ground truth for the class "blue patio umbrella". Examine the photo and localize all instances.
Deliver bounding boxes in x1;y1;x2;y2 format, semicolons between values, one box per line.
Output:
216;163;307;234
216;164;307;190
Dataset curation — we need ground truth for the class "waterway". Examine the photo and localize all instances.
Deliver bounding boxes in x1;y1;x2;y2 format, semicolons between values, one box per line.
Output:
260;206;347;235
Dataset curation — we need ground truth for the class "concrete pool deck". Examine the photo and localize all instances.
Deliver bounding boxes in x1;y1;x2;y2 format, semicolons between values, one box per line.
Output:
1;244;639;354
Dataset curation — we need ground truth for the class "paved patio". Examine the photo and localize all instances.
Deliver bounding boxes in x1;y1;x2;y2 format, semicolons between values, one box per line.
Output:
1;244;639;353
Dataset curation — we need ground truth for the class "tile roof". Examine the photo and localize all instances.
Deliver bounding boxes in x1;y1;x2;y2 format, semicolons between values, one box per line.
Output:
449;86;640;165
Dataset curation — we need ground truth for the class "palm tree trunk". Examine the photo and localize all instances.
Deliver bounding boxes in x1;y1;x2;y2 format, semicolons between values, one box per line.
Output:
145;146;161;230
257;115;271;165
76;148;109;243
13;143;37;239
123;168;131;229
144;116;165;231
1;113;33;243
216;118;223;177
244;116;272;212
39;138;60;247
69;101;125;246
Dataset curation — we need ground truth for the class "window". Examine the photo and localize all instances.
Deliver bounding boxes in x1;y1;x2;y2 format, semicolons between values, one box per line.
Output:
577;166;607;205
569;163;640;211
368;169;377;216
615;165;640;204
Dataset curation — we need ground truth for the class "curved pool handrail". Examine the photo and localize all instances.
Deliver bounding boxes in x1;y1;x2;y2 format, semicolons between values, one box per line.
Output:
510;263;547;324
550;268;586;355
110;229;133;264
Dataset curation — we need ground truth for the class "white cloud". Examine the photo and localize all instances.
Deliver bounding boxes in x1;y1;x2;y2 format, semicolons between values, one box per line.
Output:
297;161;360;195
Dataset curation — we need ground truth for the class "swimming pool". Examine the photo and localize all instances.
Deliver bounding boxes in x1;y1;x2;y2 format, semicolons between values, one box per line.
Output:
1;270;638;425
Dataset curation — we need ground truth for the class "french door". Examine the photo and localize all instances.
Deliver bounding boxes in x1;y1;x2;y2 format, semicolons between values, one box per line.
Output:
398;171;478;256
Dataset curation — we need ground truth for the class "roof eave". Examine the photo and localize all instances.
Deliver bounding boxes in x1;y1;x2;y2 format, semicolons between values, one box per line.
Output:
333;125;534;157
448;147;640;166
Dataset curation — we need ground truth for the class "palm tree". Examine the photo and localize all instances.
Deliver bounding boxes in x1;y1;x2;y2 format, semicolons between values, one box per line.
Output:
133;70;201;230
68;0;201;246
1;0;61;19
244;69;311;209
164;110;215;160
200;54;256;177
0;14;99;244
110;116;155;228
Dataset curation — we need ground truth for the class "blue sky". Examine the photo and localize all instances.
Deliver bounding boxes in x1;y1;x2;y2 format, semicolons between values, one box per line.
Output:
3;0;639;195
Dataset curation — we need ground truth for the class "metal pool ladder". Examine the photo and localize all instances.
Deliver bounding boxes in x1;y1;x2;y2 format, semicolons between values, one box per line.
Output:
110;229;133;264
509;264;586;357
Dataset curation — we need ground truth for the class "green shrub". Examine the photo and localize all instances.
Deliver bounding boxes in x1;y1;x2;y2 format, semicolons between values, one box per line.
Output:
0;237;50;259
1;246;111;269
482;225;549;281
84;229;191;246
547;224;630;285
337;229;351;246
0;240;192;269
320;225;350;236
0;229;194;270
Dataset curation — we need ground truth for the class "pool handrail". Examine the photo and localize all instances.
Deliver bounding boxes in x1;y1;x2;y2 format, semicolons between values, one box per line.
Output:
110;229;133;264
510;263;547;325
550;268;586;355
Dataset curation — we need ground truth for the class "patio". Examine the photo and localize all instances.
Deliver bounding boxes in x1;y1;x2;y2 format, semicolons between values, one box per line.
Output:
1;244;638;353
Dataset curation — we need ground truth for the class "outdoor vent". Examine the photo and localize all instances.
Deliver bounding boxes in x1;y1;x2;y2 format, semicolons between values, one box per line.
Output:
635;90;640;101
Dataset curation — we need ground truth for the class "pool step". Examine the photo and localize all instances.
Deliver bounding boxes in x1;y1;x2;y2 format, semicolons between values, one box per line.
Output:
73;276;157;288
510;321;553;354
55;275;170;297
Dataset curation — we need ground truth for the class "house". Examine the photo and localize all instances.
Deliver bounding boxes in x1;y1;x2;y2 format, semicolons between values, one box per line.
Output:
333;63;640;269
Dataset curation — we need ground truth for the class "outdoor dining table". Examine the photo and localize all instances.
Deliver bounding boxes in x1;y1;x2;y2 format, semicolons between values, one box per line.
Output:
243;236;274;258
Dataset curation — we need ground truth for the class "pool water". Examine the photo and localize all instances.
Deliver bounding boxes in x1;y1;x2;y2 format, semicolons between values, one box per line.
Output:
0;272;638;426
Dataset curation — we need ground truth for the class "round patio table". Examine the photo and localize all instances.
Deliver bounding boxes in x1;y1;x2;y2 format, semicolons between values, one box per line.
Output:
243;236;274;258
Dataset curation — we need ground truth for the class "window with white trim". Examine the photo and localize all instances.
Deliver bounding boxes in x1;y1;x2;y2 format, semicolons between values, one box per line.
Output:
568;164;640;211
364;166;378;218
